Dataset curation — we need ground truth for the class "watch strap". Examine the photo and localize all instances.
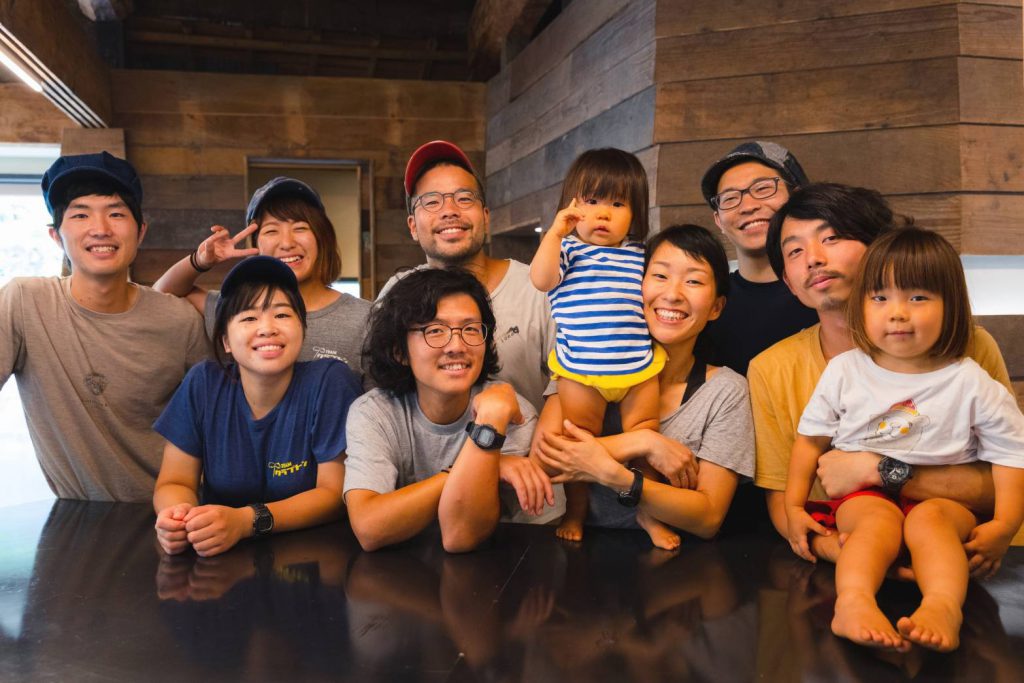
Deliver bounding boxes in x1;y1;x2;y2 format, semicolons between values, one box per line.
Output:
249;503;274;537
465;421;506;450
617;467;644;508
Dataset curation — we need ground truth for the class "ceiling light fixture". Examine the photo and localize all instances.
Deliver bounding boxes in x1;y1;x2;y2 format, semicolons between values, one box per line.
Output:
0;47;43;93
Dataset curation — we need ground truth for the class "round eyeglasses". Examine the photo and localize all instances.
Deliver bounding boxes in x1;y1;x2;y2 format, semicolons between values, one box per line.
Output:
412;190;482;213
409;322;489;348
713;177;784;211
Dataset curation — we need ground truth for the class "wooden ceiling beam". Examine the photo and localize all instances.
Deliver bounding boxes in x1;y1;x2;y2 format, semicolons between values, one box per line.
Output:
0;0;111;126
126;29;468;64
469;0;551;79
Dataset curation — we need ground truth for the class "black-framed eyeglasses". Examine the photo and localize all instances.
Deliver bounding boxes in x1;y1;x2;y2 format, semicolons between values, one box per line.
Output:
412;190;481;213
712;177;784;211
409;322;489;348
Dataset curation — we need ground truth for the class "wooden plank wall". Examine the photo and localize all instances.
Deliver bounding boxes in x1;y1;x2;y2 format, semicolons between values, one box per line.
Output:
653;0;1024;256
485;0;657;237
110;69;485;292
0;84;72;144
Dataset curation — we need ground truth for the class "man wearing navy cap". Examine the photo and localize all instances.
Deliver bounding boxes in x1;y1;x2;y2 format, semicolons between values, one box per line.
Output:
695;141;819;376
0;152;209;501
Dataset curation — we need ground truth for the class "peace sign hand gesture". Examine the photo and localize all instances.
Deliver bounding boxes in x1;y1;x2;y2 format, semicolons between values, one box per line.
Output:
193;222;261;270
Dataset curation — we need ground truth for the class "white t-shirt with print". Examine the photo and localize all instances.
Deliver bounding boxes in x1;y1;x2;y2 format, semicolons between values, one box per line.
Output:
799;349;1024;468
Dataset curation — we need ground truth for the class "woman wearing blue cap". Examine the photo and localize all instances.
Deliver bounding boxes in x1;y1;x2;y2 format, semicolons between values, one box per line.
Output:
154;177;370;381
152;256;362;557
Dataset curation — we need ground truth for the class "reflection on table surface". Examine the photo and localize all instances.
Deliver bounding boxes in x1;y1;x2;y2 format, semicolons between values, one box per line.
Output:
1;499;1023;682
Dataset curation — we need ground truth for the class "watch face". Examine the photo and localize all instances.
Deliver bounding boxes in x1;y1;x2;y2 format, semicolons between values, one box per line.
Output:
475;426;497;449
894;461;911;480
252;505;274;535
256;514;273;533
467;422;503;450
883;459;911;485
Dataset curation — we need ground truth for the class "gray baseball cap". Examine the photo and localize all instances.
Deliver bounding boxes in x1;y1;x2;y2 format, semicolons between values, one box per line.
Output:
700;141;809;208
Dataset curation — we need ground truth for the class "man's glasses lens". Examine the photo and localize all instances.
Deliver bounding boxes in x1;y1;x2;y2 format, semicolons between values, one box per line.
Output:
715;177;782;211
416;190;480;212
417;323;488;347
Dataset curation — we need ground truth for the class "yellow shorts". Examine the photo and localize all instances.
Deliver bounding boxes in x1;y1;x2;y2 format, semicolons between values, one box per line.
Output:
548;344;666;403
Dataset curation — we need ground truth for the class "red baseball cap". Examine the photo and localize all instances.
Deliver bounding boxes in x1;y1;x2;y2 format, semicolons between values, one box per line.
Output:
404;140;476;197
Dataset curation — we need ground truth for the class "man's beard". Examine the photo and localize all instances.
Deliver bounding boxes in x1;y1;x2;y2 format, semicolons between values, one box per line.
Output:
818;294;848;313
423;222;484;265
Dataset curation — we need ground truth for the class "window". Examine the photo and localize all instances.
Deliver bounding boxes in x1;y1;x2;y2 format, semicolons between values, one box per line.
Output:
1;144;61;507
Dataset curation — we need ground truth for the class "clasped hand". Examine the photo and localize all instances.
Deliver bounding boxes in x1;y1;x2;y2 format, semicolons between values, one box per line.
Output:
537;420;698;489
155;503;253;557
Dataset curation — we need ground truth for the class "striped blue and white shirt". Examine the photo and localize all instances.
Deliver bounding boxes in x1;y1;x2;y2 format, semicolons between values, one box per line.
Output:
548;236;653;376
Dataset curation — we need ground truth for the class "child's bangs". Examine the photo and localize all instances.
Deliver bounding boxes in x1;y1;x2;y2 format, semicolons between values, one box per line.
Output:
572;171;632;204
862;239;947;297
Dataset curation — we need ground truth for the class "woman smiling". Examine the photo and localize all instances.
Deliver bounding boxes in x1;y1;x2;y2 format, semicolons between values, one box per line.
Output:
152;256;361;557
536;225;755;541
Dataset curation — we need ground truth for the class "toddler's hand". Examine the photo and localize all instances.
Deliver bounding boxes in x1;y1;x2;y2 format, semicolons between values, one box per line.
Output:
548;198;585;238
965;519;1016;579
786;506;830;563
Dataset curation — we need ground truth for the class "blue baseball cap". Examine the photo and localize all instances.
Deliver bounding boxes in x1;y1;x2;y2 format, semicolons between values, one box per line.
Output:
41;151;143;216
700;141;809;209
245;177;323;225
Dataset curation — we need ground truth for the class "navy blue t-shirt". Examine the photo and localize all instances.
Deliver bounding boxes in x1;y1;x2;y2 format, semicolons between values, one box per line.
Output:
154;359;361;507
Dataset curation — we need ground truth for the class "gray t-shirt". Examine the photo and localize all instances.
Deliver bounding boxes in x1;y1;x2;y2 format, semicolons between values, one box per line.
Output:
588;366;755;528
205;289;370;380
0;277;210;501
376;260;555;411
343;383;536;515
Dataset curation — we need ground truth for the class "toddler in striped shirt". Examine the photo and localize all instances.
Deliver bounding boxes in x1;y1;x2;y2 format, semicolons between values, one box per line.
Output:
530;148;676;547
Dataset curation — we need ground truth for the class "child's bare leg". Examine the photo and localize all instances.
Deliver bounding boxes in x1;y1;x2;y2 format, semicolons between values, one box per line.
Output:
831;495;907;650
557;482;589;542
898;499;976;652
554;378;606;542
630;459;681;550
620;376;678;550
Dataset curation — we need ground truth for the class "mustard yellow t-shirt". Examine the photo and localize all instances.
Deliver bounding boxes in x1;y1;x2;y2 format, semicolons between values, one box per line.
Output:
749;323;1013;499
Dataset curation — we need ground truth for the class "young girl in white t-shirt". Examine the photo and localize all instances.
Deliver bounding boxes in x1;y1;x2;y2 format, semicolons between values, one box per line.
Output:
786;227;1024;652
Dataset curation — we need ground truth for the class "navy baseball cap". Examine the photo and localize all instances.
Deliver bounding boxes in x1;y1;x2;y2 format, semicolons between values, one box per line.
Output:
700;141;809;208
216;255;303;321
246;177;323;225
41;151;143;215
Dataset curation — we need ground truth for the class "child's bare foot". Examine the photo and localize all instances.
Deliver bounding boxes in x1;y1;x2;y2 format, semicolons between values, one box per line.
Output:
555;517;584;542
832;592;908;651
637;511;680;550
897;596;963;652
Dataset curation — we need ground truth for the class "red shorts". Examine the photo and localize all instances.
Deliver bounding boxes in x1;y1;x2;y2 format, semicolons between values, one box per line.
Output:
806;488;918;529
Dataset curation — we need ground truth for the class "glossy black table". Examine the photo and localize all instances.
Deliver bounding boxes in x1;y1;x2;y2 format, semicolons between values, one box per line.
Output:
1;500;1023;682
